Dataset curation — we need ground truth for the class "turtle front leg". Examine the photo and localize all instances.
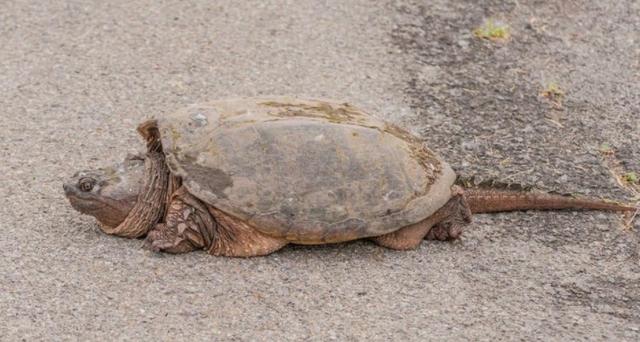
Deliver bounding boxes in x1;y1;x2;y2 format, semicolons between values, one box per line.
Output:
146;186;288;257
147;223;197;254
145;194;206;254
372;186;472;250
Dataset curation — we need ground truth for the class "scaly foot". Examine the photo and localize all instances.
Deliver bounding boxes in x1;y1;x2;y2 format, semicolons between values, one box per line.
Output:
146;224;196;254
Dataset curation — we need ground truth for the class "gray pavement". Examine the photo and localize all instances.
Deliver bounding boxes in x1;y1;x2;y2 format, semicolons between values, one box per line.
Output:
1;0;639;340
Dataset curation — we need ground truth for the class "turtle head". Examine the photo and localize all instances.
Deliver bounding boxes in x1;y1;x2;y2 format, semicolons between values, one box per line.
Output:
63;155;145;229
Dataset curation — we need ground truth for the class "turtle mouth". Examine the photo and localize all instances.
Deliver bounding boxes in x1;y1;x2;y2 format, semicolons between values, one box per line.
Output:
64;183;134;228
63;183;90;203
64;183;124;215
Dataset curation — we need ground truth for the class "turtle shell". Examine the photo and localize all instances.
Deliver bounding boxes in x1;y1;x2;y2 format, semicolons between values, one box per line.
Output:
157;97;455;244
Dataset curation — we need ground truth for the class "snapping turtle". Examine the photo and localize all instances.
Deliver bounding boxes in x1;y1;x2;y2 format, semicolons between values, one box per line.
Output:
63;97;636;257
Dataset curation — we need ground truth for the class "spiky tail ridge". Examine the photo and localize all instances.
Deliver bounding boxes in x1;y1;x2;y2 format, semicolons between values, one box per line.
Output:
464;188;636;214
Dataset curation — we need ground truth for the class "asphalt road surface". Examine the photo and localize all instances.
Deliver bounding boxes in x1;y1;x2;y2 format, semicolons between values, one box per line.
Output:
2;0;639;340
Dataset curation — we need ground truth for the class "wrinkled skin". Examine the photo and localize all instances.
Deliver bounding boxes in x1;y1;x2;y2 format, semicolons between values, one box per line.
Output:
63;155;144;230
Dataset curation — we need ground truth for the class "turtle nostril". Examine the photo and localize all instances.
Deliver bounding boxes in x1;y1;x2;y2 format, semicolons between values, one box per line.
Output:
63;183;74;195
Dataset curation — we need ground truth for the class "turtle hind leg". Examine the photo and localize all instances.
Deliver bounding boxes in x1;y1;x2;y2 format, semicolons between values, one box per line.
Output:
371;217;439;250
372;186;472;250
425;187;472;241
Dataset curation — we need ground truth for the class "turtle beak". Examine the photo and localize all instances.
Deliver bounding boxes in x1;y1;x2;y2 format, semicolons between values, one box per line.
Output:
63;183;86;213
63;183;79;196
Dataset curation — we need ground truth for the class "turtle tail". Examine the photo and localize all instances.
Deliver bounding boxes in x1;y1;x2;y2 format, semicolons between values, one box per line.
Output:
463;188;636;214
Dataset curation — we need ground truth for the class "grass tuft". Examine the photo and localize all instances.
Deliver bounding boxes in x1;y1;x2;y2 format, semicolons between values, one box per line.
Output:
473;20;510;41
623;172;638;184
540;82;565;108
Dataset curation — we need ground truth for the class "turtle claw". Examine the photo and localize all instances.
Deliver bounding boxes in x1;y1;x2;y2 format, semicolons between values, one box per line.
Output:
141;237;158;252
145;225;196;254
150;239;175;253
144;229;170;252
146;235;194;254
426;222;464;241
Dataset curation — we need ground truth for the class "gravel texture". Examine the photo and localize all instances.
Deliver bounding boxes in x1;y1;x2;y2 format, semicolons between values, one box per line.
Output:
1;0;639;340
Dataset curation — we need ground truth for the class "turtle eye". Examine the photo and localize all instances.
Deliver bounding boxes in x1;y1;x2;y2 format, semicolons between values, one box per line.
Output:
78;177;96;192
